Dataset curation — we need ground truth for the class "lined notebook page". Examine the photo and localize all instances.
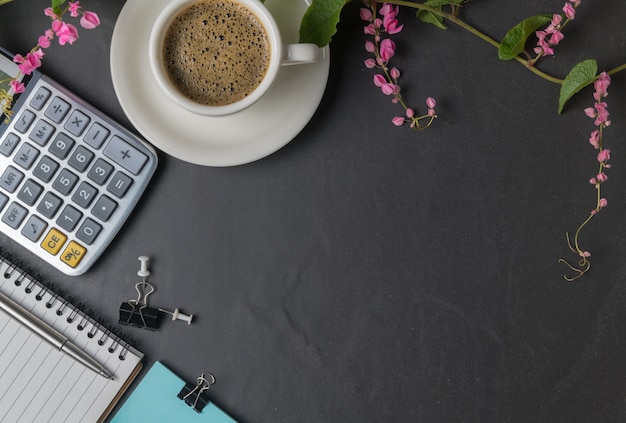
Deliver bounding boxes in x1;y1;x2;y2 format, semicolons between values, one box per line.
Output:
0;256;143;423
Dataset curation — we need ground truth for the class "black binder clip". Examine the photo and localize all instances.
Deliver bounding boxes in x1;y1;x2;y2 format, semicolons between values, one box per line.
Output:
177;372;215;413
118;257;160;330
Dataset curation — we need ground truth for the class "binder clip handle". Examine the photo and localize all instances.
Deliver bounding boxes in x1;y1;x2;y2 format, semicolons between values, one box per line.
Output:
177;372;215;413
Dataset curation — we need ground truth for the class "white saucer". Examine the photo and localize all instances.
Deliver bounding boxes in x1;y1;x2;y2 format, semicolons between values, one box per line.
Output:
110;0;330;167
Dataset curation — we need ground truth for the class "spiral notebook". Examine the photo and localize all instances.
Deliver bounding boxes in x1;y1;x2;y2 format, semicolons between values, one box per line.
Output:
0;251;143;423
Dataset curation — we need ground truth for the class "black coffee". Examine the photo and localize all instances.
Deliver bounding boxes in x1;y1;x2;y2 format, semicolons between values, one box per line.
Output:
163;0;271;106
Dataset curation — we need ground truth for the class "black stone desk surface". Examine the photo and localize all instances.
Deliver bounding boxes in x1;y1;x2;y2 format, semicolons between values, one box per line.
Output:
1;1;626;422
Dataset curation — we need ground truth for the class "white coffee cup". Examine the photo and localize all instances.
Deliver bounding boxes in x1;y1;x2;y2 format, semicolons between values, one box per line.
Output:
149;0;320;117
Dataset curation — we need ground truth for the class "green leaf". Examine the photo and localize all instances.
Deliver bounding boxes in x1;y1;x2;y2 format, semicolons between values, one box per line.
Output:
498;14;552;60
417;7;447;30
51;0;66;15
299;0;348;47
558;59;598;114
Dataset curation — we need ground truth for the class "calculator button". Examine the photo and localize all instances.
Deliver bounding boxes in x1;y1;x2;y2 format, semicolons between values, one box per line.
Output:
72;181;98;208
57;204;83;232
13;142;40;170
17;179;43;206
14;110;36;133
21;215;47;242
60;240;86;268
103;136;147;175
76;218;102;245
0;166;25;193
107;171;133;198
91;195;117;222
30;86;51;110
49;133;75;159
29;119;55;146
87;158;114;185
33;156;60;183
68;145;94;172
45;97;71;123
0;192;8;211
64;109;90;136
2;202;28;229
41;228;67;255
37;191;63;219
84;122;109;150
0;133;20;157
52;168;79;196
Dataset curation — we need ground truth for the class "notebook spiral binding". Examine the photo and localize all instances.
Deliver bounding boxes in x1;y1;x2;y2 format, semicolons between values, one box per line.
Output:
0;248;136;361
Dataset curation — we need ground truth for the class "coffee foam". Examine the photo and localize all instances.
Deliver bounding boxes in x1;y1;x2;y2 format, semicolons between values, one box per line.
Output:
163;0;271;106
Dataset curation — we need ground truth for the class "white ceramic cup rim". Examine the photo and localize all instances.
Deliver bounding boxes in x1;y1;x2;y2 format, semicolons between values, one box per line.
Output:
149;0;283;117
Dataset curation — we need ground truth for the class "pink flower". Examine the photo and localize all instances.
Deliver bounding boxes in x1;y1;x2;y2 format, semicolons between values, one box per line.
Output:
596;172;608;182
549;30;564;45
379;38;395;62
392;116;405;126
563;3;576;19
55;22;79;45
384;19;404;35
80;11;100;29
534;30;554;56
599;198;608;208
44;7;57;18
584;107;596;118
38;34;51;48
360;1;438;130
594;102;609;125
588;130;600;148
597;149;610;163
379;4;398;18
360;8;373;21
373;74;386;87
594;72;610;97
426;97;436;109
9;80;25;94
14;50;44;75
68;1;81;18
381;82;396;95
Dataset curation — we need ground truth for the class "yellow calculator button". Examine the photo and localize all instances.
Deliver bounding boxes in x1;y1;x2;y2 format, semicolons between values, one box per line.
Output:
60;241;87;268
41;228;67;255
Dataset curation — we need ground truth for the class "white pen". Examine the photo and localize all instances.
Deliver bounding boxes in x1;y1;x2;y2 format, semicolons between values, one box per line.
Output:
0;289;114;380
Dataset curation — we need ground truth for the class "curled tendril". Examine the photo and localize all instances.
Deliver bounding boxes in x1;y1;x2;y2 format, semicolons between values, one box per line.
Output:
558;232;590;281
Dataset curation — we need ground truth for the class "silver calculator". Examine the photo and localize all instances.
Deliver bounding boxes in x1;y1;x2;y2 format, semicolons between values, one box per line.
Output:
0;48;157;276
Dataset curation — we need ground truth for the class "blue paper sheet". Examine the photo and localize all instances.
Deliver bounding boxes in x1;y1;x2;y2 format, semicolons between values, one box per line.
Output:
111;361;238;423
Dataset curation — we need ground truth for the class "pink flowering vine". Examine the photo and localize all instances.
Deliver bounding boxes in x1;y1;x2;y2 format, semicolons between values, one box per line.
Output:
559;72;612;281
530;0;580;65
361;1;437;130
0;1;100;122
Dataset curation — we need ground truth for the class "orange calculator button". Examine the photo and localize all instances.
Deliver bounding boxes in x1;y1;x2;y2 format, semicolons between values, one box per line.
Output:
41;228;67;256
60;241;87;268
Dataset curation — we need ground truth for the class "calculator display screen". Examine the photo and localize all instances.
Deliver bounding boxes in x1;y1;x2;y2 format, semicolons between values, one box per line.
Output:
0;49;27;122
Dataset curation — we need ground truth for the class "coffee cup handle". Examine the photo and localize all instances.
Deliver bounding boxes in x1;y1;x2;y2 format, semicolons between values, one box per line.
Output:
281;43;321;66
